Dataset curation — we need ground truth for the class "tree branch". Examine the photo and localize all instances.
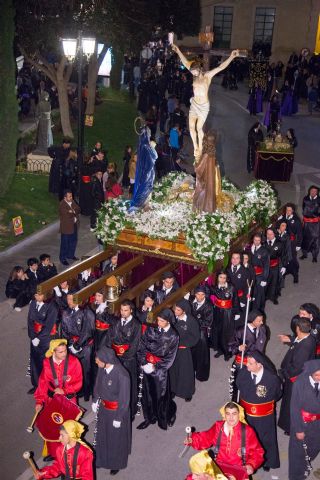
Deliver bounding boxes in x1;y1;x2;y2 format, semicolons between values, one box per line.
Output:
18;44;57;84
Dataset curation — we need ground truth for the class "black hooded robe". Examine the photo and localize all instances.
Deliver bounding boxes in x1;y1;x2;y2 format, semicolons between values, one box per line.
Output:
170;309;200;400
237;361;282;469
278;335;316;433
289;361;320;480
137;324;179;429
190;298;213;382
94;349;131;471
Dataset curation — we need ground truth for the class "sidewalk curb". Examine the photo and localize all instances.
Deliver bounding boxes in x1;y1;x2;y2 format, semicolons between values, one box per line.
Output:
0;221;59;258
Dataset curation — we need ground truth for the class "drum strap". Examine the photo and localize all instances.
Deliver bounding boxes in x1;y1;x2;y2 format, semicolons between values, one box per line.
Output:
49;354;69;388
212;423;246;466
64;442;80;480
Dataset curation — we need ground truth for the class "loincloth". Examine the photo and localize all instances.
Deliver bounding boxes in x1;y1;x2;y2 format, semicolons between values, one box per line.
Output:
189;98;210;122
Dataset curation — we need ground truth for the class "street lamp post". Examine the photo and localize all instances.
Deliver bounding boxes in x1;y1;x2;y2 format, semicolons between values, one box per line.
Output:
62;33;96;190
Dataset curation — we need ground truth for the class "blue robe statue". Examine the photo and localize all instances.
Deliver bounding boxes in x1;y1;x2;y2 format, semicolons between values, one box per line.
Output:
129;127;158;213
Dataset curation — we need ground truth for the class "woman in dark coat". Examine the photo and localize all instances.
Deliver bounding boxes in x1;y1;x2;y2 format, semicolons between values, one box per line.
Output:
93;346;131;475
210;269;240;361
6;266;30;310
190;285;213;382
170;299;200;401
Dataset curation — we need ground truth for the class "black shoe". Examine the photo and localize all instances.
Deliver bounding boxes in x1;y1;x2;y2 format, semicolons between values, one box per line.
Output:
43;455;54;462
300;255;307;260
137;419;156;430
284;431;290;436
263;466;270;472
293;278;299;284
224;354;232;361
27;387;36;394
61;260;69;266
110;470;119;475
185;397;192;402
312;258;318;263
71;256;79;261
273;299;279;305
214;352;223;358
168;414;176;427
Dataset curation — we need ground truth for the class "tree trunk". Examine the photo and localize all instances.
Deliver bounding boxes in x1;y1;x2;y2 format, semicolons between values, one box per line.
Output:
86;44;109;115
0;0;18;196
110;46;123;90
86;54;98;115
56;59;74;139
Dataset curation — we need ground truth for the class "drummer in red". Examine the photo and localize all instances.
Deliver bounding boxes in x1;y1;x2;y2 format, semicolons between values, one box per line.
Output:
34;339;83;460
185;402;264;480
35;420;93;480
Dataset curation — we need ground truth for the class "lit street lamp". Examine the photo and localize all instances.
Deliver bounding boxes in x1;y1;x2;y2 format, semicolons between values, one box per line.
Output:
61;32;96;185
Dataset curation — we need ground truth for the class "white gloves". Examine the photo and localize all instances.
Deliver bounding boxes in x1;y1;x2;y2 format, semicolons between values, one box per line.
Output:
148;284;154;291
32;337;40;347
53;286;62;297
296;246;301;251
69;345;81;355
234;315;241;321
280;267;286;275
142;363;154;374
240;302;246;308
184;292;191;300
260;281;267;287
113;420;121;428
91;402;98;413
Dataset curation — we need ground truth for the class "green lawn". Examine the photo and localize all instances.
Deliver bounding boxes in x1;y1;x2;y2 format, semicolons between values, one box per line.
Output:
0;174;58;250
0;89;137;251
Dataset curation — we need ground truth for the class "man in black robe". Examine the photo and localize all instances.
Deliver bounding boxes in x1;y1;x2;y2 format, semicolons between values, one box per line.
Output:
250;233;270;312
278;317;316;434
93;346;131;476
90;170;105;230
136;308;179;430
155;271;179;305
92;290;113;351
61;293;95;401
276;203;302;283
48;138;71;195
226;252;251;313
247;122;264;173
289;359;320;480
237;351;282;471
108;299;141;418
27;292;58;392
170;299;200;402
190;285;213;382
228;310;266;400
265;228;283;305
301;185;320;263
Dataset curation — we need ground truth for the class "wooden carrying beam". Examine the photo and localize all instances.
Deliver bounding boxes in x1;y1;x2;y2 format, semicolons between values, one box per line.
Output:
151;268;208;321
72;255;144;305
111;262;178;312
37;247;115;295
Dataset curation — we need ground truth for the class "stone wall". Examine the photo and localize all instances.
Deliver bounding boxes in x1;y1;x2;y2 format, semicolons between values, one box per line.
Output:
179;0;319;62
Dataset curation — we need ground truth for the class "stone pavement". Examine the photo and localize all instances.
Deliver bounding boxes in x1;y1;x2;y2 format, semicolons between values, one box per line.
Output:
0;81;319;479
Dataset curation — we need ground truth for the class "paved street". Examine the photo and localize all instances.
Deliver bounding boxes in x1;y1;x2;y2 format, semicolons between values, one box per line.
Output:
1;82;320;480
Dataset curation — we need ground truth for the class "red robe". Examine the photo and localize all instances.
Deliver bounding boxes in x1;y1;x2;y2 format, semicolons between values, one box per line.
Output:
39;443;93;480
34;355;83;458
34;354;83;406
190;420;264;480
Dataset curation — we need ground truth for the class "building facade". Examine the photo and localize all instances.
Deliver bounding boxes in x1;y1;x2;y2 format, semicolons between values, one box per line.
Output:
180;0;320;62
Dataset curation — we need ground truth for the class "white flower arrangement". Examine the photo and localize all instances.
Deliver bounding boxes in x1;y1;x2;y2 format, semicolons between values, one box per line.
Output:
95;175;278;270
